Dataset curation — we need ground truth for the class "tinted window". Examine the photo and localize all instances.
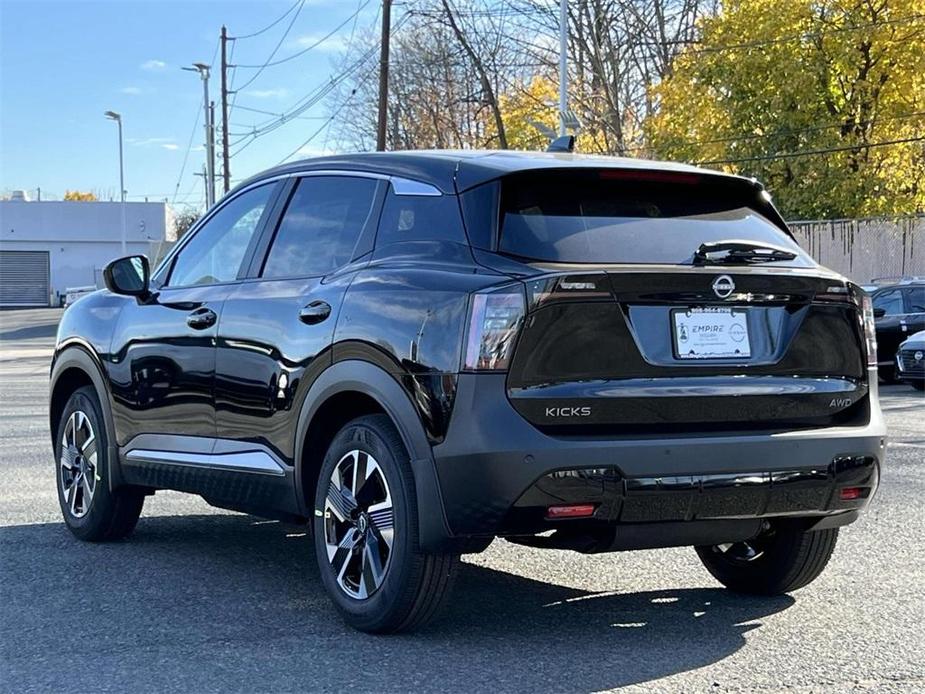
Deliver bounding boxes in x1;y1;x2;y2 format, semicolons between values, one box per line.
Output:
262;176;377;278
498;171;807;265
903;287;925;313
376;190;467;247
873;289;904;316
168;184;274;287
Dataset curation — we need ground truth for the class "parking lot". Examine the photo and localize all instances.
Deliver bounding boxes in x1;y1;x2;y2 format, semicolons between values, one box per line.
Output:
1;307;923;693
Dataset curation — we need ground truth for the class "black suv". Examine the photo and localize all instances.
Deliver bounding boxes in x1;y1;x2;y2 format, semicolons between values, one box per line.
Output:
868;280;925;381
50;151;885;633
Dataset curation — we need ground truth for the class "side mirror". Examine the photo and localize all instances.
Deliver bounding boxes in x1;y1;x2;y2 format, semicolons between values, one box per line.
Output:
872;307;886;319
104;255;150;298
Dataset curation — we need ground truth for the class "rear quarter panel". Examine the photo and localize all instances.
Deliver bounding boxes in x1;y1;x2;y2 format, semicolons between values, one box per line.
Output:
333;242;506;442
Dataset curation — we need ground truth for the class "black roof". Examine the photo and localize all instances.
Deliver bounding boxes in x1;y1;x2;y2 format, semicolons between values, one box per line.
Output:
242;149;753;195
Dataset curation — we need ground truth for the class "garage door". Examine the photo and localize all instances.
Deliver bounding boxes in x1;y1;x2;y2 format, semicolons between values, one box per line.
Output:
0;250;50;307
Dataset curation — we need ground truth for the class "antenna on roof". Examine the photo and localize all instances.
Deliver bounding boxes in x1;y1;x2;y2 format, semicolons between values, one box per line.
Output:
546;135;575;153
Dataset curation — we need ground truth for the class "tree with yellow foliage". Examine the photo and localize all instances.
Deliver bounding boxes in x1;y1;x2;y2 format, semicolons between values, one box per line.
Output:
646;0;925;219
63;190;98;202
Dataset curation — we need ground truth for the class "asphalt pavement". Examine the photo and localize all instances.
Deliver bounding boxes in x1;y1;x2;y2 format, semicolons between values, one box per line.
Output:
1;308;923;693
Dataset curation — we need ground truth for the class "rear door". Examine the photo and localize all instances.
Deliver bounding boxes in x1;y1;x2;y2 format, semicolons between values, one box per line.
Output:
478;169;868;433
214;174;384;466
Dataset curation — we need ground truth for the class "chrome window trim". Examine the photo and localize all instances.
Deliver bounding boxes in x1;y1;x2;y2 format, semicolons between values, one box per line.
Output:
390;176;443;197
153;169;442;284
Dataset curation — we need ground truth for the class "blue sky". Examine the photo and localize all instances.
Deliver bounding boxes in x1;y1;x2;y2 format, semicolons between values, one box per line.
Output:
0;0;379;208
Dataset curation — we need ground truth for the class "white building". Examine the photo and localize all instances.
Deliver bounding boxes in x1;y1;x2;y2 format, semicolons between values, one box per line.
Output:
0;200;173;307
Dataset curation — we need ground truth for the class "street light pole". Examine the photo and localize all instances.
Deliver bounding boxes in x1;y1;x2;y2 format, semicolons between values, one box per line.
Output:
104;111;126;255
184;63;215;208
558;0;568;136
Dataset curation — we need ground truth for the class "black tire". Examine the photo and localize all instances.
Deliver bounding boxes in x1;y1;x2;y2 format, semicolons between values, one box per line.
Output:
879;365;900;384
312;414;458;633
695;524;838;595
55;386;145;541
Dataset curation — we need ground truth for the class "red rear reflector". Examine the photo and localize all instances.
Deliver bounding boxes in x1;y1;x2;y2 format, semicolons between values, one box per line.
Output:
546;504;596;519
840;487;863;500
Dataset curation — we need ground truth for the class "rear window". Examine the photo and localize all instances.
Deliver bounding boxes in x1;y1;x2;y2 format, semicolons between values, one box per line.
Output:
498;171;807;265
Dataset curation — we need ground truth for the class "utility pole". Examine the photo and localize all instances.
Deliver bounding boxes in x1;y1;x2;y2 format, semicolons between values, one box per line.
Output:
210;101;217;204
558;0;568;136
194;166;209;209
376;0;392;151
184;63;215;208
220;25;232;195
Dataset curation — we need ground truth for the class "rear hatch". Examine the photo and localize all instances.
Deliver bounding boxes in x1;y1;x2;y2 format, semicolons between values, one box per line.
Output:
473;169;869;434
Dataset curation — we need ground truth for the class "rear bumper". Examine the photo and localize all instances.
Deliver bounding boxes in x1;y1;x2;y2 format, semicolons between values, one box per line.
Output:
432;372;886;541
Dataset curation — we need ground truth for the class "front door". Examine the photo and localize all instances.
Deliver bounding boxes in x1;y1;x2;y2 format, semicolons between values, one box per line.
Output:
108;182;278;446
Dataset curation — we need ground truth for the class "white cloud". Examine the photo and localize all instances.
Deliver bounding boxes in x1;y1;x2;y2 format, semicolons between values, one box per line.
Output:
161;143;180;151
296;146;335;157
141;59;167;72
292;34;348;53
245;88;290;100
127;137;175;148
120;86;143;95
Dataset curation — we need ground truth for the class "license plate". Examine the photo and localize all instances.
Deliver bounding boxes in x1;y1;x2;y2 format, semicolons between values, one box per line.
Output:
672;307;751;360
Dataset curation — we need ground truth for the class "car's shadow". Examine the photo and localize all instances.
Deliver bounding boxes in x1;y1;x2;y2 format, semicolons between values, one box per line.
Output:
0;513;793;692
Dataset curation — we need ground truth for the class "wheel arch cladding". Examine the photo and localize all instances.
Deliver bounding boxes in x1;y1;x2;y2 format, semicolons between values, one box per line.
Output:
49;346;123;490
295;359;454;552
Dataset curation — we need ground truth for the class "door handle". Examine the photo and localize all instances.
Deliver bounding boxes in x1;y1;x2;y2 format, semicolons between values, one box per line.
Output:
299;300;331;325
186;307;217;330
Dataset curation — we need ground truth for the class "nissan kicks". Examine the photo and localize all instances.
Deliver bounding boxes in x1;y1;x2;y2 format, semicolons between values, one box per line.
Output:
50;151;886;633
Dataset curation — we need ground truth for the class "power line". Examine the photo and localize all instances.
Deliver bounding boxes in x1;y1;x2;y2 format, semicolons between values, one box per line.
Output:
229;43;381;153
278;62;380;164
232;0;306;94
623;111;925;155
696;136;925;166
234;0;373;69
231;0;303;40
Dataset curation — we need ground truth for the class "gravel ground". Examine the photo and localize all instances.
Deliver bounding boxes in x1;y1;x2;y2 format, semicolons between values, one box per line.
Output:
1;308;923;693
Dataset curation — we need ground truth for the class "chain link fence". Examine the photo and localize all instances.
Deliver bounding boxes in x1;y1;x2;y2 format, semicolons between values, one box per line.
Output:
789;215;924;284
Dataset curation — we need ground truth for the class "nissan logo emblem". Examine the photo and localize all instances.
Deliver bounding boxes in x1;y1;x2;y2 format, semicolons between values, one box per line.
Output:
915;350;924;362
712;275;735;299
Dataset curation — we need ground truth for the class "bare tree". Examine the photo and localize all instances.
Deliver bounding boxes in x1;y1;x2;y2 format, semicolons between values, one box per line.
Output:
328;0;717;155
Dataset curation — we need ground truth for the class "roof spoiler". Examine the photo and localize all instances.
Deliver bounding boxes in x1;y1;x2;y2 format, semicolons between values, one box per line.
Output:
546;135;575;153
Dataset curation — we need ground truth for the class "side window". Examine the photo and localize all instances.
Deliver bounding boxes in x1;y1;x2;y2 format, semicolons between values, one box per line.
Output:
262;176;378;278
376;189;468;247
168;184;274;287
903;287;925;313
873;289;904;316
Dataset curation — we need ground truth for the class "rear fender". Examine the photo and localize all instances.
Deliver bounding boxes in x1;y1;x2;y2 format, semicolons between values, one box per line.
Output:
294;359;454;552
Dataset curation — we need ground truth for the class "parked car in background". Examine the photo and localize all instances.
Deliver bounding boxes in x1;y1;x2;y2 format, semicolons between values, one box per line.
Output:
869;279;925;382
49;151;885;633
63;285;97;307
896;330;925;390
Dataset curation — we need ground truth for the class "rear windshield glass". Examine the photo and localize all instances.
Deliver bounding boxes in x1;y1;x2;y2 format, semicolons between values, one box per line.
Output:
498;171;807;265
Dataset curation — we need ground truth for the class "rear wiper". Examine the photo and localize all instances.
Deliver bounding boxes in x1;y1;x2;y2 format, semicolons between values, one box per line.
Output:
693;239;798;265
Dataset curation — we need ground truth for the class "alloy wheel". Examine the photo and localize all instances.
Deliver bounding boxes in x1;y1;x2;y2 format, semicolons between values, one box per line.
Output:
324;449;395;599
59;410;97;518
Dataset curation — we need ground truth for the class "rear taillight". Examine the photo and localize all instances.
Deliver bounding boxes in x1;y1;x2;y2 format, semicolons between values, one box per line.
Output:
861;293;878;367
463;284;525;371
